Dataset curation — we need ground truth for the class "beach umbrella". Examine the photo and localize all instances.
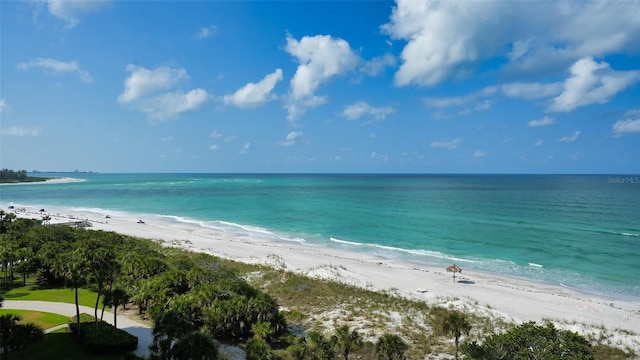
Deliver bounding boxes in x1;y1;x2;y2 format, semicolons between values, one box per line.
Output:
446;264;462;283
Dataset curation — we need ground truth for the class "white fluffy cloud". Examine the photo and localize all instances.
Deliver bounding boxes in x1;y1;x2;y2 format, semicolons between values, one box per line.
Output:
117;65;210;120
1;126;42;137
473;150;487;158
383;0;498;86
47;0;110;28
342;101;395;122
223;69;283;108
17;58;92;83
140;89;209;120
422;57;639;116
430;138;462;149
559;130;581;143
383;0;640;86
118;65;188;104
549;57;640;112
612;119;640;135
527;116;555;127
284;34;360;120
612;110;640;135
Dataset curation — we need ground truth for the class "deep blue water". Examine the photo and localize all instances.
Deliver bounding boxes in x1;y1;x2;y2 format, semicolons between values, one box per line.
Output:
2;173;639;299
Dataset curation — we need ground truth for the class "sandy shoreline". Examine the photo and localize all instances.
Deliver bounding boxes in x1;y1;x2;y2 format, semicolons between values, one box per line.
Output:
0;177;85;186
4;203;640;351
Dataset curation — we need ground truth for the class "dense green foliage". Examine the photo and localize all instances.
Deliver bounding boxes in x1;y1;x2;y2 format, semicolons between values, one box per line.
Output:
375;333;409;360
0;169;49;183
13;327;142;360
0;216;287;358
0;314;44;360
461;321;594;359
149;310;219;360
68;314;138;355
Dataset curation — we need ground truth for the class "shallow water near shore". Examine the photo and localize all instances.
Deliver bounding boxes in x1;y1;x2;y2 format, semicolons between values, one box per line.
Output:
2;173;639;300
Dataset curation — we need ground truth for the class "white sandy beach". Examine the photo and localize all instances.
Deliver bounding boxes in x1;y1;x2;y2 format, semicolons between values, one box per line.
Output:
5;203;640;352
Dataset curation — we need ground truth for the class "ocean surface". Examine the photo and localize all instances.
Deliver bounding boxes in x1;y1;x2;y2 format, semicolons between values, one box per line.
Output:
2;173;639;300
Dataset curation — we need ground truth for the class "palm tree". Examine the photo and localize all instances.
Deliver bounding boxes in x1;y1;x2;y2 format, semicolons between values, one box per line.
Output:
288;331;334;360
8;323;44;360
442;310;471;360
0;314;21;360
149;310;195;360
0;244;13;287
154;310;194;342
86;247;119;331
13;248;36;286
54;248;87;329
103;287;130;328
332;325;362;360
375;333;408;360
249;292;279;324
171;331;219;360
306;331;335;360
0;212;16;233
288;336;310;360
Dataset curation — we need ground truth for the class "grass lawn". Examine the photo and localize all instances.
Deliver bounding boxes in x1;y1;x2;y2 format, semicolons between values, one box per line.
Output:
0;309;69;330
1;280;99;308
1;281;139;359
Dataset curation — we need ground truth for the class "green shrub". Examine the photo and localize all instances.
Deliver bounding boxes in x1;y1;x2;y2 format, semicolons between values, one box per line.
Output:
68;314;138;355
462;321;593;360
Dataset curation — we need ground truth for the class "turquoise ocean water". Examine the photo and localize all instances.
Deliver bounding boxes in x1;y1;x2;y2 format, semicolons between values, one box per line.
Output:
1;173;639;300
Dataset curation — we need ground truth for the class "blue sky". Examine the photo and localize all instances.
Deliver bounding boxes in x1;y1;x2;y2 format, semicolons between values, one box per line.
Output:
1;0;639;173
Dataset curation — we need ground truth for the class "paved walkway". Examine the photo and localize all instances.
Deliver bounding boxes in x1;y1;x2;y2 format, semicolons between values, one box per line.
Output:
44;323;68;334
3;300;152;358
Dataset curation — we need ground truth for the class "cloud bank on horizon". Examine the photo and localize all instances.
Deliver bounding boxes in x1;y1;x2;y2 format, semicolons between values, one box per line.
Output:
1;0;639;173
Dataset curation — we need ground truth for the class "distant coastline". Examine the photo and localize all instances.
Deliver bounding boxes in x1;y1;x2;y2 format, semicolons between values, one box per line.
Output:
1;168;92;185
0;177;85;186
0;177;51;184
0;169;51;184
31;170;98;174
